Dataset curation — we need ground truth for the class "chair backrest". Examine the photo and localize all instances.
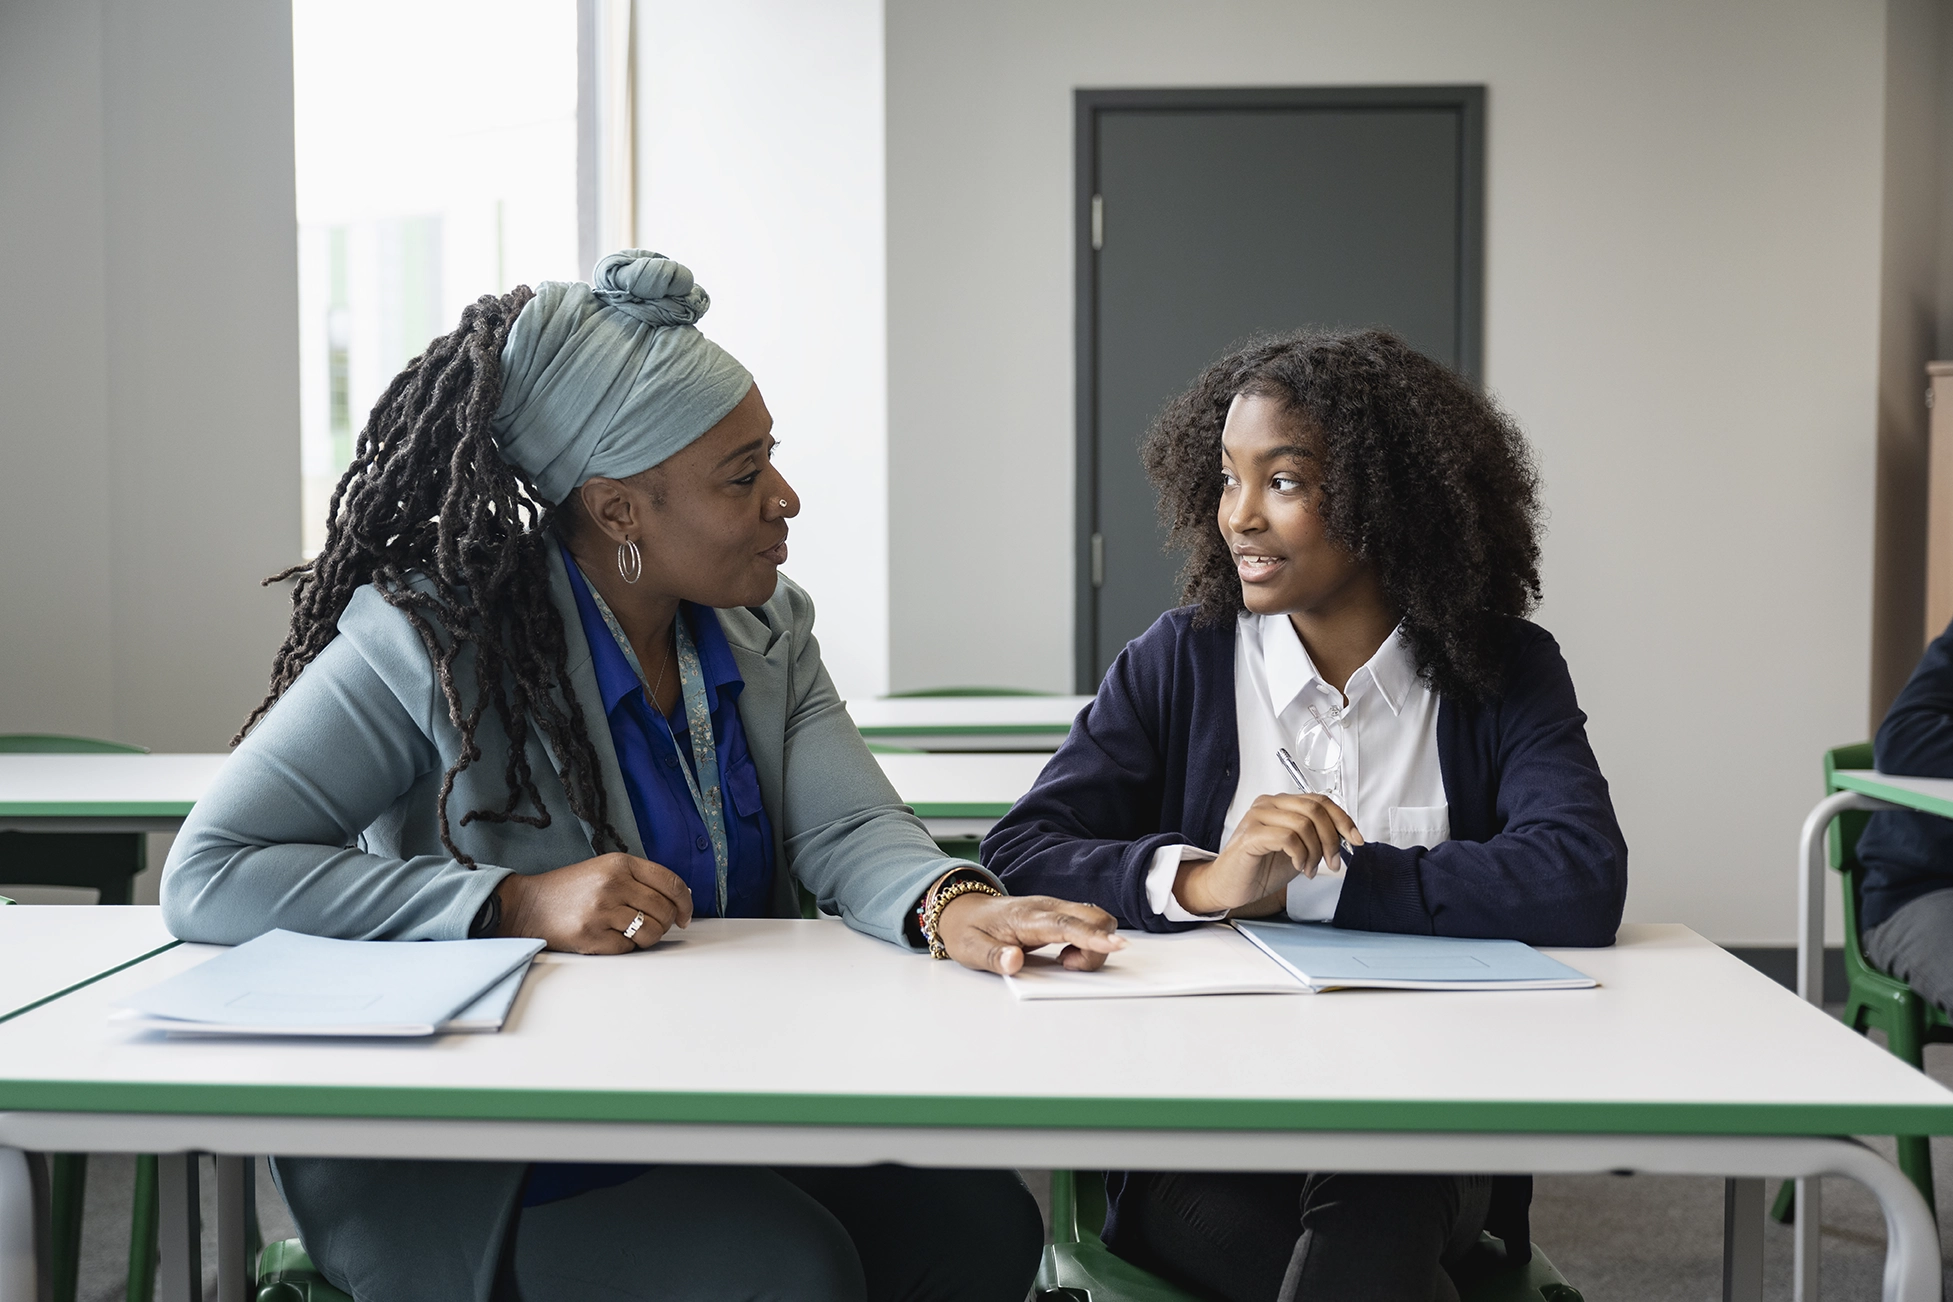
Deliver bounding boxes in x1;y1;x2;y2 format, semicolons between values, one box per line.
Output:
0;734;147;754
1824;742;1878;973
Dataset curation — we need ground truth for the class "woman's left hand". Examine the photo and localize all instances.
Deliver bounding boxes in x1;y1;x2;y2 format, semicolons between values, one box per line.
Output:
936;893;1126;976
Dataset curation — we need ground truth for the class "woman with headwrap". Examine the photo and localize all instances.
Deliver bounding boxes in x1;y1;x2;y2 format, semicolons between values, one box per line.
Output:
161;252;1119;1302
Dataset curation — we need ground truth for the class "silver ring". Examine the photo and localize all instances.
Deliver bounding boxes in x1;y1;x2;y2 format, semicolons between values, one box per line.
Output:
623;911;645;939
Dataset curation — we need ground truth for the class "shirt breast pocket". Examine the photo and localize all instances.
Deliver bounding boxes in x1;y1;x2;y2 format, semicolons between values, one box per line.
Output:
722;756;766;822
1386;804;1450;850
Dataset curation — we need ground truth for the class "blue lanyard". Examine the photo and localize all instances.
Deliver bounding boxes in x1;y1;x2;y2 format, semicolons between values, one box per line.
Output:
575;570;731;916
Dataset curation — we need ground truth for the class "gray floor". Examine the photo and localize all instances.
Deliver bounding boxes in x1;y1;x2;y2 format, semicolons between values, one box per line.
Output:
63;1042;1953;1301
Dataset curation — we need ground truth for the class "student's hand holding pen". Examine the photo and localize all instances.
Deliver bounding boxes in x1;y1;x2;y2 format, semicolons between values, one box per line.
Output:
1172;792;1364;917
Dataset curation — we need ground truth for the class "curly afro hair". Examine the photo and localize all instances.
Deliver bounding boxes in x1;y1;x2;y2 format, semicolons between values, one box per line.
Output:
1140;328;1544;704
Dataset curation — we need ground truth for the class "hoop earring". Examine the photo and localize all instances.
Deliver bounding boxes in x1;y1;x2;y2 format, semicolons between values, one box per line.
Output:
617;538;642;585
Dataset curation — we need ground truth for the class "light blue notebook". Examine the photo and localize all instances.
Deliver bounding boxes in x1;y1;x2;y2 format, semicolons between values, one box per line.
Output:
1232;920;1597;992
115;928;545;1037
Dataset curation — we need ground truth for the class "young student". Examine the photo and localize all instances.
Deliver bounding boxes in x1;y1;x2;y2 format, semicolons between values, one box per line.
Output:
1854;618;1953;1011
984;328;1628;1302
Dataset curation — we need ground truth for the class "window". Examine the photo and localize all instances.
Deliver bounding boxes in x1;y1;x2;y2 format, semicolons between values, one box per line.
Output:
292;0;580;556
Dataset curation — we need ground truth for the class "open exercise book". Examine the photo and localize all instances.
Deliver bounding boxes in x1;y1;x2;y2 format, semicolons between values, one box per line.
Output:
1004;920;1596;1000
113;928;545;1037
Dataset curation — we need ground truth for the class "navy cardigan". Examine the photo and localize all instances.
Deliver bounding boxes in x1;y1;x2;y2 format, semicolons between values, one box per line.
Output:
1855;616;1953;930
984;609;1628;945
983;609;1629;1268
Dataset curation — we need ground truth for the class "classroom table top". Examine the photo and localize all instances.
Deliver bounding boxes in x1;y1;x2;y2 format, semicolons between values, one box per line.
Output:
1833;769;1953;820
1;916;1948;1138
847;695;1089;744
0;753;228;820
0;750;1049;824
0;905;177;1021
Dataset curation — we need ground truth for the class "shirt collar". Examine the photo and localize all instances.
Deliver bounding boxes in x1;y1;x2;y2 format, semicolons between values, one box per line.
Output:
1257;614;1417;718
560;544;745;719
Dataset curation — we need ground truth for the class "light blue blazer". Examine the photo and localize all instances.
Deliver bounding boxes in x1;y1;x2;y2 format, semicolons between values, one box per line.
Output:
162;550;975;1302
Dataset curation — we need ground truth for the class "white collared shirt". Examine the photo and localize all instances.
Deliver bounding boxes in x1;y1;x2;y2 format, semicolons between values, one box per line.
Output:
1145;612;1450;922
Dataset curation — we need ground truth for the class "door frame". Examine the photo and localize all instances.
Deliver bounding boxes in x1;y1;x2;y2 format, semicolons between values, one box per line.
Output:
1072;85;1487;692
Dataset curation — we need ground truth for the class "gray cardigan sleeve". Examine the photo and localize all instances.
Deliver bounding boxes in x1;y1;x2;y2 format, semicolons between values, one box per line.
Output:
160;620;508;945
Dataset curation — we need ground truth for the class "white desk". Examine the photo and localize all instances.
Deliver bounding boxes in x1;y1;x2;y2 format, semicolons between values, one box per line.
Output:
847;696;1088;751
0;751;1042;843
0;754;228;834
0;907;177;1021
1;916;1947;1301
870;750;1050;839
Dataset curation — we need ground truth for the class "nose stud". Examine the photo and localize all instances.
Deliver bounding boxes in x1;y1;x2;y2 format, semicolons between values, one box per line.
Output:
778;498;789;509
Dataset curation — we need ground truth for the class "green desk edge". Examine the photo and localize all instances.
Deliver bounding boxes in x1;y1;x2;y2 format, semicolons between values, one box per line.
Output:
908;801;1013;818
1831;771;1953;820
0;1078;1948;1136
0;801;195;818
858;725;1071;738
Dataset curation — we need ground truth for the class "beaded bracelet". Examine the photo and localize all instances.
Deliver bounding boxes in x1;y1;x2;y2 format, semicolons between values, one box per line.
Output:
919;872;1004;959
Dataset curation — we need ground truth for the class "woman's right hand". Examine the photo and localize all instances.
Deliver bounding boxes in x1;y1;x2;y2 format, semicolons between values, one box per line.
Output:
494;853;694;953
1173;793;1364;916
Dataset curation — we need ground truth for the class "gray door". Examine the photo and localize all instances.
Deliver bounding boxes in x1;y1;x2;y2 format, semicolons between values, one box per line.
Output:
1076;87;1484;690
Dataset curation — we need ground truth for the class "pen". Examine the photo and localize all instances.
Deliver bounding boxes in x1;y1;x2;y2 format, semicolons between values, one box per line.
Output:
1275;746;1351;869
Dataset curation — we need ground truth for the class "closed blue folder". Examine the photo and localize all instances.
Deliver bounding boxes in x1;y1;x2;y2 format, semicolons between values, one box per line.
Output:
116;928;545;1036
1232;920;1597;992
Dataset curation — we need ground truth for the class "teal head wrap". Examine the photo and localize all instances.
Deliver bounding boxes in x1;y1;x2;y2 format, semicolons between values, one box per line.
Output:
491;250;755;504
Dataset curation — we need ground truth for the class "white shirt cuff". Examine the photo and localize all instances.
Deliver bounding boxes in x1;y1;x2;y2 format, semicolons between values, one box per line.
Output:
1145;843;1225;922
1285;856;1348;922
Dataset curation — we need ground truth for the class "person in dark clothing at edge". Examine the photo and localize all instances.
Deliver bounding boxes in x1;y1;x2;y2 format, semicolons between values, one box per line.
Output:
1855;618;1953;1012
982;328;1629;1302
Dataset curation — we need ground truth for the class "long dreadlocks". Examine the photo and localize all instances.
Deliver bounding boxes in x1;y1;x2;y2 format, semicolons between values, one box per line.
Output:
241;287;629;865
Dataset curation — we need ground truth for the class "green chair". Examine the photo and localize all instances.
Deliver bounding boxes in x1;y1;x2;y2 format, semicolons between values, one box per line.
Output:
1035;1170;1583;1302
255;1238;352;1302
1773;742;1953;1224
0;734;160;1302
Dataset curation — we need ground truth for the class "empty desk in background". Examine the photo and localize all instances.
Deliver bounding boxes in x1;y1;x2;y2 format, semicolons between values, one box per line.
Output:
869;751;1051;843
847;696;1089;752
2;915;1950;1302
0;751;1045;848
0;754;228;837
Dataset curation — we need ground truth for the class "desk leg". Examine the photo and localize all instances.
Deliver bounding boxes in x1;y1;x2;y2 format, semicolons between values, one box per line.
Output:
1793;1175;1821;1302
158;1153;201;1302
1723;1177;1764;1302
215;1156;249;1302
1798;791;1895;1006
0;1148;34;1302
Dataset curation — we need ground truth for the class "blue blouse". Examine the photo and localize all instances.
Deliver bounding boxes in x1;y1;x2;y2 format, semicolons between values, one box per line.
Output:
560;546;776;917
526;551;779;1209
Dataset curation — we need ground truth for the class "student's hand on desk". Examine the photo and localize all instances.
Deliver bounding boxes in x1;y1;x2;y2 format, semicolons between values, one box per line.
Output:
1175;793;1364;916
936;893;1126;976
494;854;695;954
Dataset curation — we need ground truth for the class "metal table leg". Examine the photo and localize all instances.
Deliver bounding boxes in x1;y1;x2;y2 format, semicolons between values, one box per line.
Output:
1723;1177;1763;1302
1793;1174;1821;1301
1794;791;1899;1302
216;1156;250;1302
0;1149;33;1302
157;1152;201;1302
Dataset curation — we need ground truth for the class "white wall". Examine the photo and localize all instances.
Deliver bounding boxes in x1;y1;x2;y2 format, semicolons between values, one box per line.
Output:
632;0;889;702
0;0;301;900
886;0;1890;945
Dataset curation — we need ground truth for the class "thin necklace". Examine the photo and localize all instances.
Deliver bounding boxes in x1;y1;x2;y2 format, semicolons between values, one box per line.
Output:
646;623;673;709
